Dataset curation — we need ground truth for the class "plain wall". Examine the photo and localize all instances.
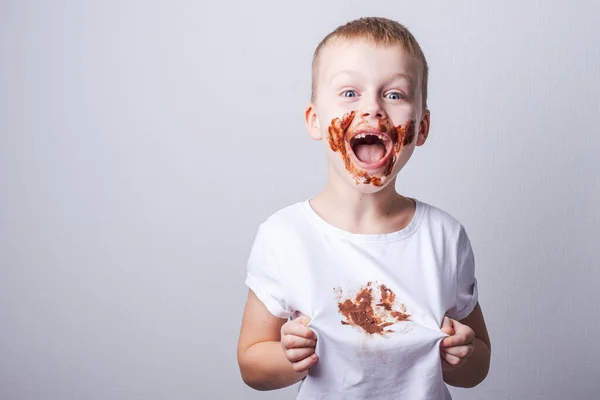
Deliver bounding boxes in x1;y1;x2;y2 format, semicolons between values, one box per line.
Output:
1;1;599;399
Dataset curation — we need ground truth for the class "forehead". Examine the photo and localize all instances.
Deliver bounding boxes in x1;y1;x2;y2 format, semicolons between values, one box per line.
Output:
317;39;421;85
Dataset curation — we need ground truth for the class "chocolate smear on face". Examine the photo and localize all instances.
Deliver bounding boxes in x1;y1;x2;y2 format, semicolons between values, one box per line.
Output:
383;119;417;176
396;120;417;147
335;282;411;335
328;111;375;185
327;113;417;186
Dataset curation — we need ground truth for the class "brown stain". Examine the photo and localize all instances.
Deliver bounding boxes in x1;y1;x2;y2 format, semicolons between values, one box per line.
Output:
335;282;411;336
327;113;417;186
376;284;395;310
384;120;417;177
396;120;417;147
333;286;343;301
328;111;375;185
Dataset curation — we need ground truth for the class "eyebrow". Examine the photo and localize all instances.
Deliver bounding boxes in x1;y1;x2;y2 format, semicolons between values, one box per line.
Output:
388;72;415;84
328;70;362;83
328;70;415;84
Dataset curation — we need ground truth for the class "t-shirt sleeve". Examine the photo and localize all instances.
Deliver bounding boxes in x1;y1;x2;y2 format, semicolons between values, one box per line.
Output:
447;226;479;321
245;223;293;319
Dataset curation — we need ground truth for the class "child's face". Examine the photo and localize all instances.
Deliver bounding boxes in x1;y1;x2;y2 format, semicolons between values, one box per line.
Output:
306;40;430;191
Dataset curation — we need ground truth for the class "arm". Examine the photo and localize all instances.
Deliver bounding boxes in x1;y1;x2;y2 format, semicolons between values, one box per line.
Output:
441;302;491;388
237;290;316;390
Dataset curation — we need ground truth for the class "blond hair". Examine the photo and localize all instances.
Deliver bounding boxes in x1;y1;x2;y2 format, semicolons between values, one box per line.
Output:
311;17;429;109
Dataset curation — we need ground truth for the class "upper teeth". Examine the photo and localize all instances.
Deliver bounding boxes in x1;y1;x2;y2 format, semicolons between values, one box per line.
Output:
354;133;385;140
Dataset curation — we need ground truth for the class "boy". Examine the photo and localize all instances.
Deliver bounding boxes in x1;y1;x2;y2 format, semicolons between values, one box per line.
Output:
237;17;491;399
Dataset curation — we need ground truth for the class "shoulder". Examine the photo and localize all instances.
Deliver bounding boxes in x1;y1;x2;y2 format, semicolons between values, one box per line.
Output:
416;199;467;241
247;202;308;264
256;201;311;239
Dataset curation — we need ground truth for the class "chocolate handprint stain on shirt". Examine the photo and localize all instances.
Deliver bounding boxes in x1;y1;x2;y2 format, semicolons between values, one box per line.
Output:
334;282;411;335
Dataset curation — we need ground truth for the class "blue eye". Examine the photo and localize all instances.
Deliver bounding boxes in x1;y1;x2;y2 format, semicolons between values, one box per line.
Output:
342;90;358;98
385;92;404;100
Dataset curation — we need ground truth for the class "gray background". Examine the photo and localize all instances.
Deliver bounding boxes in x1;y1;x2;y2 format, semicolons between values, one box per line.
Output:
1;0;599;399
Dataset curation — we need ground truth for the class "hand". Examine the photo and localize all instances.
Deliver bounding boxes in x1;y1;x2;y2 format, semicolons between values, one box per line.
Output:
280;314;318;373
440;316;475;372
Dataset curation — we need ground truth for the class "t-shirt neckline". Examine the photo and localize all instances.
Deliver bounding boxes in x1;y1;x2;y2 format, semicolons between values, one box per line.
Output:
300;197;425;243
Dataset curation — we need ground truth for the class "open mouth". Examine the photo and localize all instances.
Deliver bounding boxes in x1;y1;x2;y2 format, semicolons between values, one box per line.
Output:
348;131;393;170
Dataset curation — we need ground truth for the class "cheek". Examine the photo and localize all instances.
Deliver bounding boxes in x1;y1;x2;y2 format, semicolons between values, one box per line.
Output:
318;111;342;138
325;111;356;151
326;100;358;120
391;145;416;172
388;106;418;129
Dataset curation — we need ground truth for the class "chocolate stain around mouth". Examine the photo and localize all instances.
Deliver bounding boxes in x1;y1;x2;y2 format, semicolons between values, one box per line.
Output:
327;112;417;186
334;282;411;335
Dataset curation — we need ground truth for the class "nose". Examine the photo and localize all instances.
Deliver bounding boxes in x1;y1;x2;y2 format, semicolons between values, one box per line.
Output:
362;110;384;118
360;96;386;120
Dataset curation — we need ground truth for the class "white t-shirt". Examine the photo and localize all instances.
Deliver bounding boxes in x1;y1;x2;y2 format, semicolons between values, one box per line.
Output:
246;199;478;400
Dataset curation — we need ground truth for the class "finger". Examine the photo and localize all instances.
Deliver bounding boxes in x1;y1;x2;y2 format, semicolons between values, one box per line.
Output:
285;347;316;362
440;351;462;367
454;321;475;342
441;325;474;348
441;334;466;348
282;321;317;340
295;314;312;327
441;344;474;359
291;353;318;373
281;334;317;350
440;316;454;336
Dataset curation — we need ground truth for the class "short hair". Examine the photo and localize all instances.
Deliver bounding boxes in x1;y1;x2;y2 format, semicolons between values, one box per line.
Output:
311;17;429;109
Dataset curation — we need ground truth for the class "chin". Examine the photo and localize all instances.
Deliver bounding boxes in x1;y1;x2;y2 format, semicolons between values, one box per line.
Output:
331;161;405;193
333;148;413;190
353;179;395;193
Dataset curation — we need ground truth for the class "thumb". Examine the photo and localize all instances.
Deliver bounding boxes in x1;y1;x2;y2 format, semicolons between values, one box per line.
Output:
440;316;455;336
295;313;312;327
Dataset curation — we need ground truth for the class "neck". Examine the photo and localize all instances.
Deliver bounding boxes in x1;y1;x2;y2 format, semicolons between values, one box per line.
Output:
326;178;398;215
310;169;413;234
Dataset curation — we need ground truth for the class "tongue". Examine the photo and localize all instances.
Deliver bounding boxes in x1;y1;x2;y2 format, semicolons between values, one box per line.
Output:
355;144;385;164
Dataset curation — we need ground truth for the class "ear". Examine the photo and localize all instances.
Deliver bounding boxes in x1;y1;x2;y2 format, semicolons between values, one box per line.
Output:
416;109;430;147
304;103;322;141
